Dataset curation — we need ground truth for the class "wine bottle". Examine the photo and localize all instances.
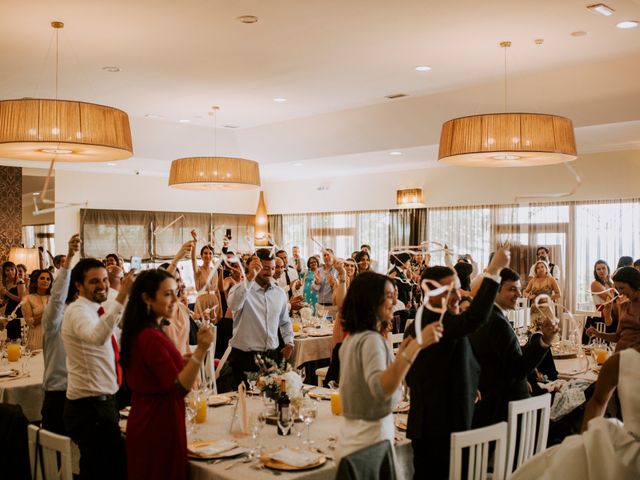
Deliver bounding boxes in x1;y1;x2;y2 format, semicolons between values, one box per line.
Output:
277;379;291;436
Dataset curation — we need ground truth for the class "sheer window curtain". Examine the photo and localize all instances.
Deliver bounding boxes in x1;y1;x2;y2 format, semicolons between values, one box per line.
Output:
427;206;492;270
575;199;640;309
389;208;427;248
280;210;390;270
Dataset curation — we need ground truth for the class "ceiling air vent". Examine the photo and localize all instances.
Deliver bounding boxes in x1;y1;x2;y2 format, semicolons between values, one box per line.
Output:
385;93;408;100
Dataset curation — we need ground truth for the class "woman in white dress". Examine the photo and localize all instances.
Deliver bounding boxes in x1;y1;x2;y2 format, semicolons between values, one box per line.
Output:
336;272;443;459
512;345;640;479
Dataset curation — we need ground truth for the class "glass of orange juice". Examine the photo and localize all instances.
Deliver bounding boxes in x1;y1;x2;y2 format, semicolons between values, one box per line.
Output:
330;392;342;416
293;322;301;333
194;390;208;423
7;342;21;362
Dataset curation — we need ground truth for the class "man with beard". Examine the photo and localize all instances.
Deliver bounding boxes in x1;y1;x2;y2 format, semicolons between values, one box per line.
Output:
404;246;510;479
62;258;133;480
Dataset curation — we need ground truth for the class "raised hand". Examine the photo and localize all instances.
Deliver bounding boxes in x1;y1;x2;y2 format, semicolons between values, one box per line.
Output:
486;243;511;275
246;257;262;282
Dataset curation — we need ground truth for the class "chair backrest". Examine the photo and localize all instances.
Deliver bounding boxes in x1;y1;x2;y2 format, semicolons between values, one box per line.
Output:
200;326;217;393
449;422;507;480
336;439;396;480
215;345;232;380
389;332;404;346
505;394;551;479
27;425;73;480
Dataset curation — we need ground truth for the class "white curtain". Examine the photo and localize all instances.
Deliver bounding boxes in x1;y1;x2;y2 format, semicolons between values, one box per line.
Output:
280;210;390;270
575;199;640;309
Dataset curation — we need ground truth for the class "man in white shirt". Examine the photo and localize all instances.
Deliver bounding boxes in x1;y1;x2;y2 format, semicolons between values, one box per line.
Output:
275;249;299;295
290;245;306;275
227;249;294;388
528;246;561;282
62;258;133;480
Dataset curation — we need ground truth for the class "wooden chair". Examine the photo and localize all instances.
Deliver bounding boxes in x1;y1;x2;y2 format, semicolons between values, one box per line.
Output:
27;425;73;480
505;394;551;479
449;422;507;480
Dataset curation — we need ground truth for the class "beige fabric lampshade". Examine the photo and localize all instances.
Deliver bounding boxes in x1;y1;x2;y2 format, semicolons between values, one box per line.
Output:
9;247;40;273
0;99;133;162
168;156;261;190
438;113;577;167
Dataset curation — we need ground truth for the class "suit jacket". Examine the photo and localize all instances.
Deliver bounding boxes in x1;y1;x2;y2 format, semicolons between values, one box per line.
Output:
404;277;499;441
470;306;548;428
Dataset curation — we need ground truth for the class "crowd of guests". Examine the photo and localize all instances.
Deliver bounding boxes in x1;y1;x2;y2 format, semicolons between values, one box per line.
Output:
1;235;639;479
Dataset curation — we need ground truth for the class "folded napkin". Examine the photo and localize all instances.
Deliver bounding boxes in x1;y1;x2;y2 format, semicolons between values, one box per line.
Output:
0;369;17;377
310;387;333;397
190;440;237;456
271;448;321;467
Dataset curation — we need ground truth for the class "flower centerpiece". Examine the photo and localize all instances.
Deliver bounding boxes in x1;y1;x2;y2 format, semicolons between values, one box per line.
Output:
246;355;303;403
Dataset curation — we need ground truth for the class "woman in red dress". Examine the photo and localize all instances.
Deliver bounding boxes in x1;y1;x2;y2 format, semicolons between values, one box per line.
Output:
120;268;213;480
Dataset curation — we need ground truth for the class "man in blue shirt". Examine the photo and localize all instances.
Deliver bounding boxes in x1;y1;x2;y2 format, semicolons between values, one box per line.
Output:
227;248;294;388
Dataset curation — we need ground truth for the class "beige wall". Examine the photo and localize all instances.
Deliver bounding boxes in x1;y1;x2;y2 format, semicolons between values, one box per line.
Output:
54;149;639;248
263;149;640;213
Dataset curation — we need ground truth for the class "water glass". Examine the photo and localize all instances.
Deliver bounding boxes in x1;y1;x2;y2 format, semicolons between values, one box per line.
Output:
301;399;318;446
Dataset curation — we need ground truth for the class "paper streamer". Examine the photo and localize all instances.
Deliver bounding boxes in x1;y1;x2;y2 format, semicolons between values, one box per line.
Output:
153;215;184;236
413;278;454;345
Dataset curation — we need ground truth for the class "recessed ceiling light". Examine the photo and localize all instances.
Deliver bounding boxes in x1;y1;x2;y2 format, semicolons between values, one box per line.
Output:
273;97;287;103
237;15;258;24
587;3;615;16
223;125;239;129
617;20;639;29
415;65;432;72
570;31;587;37
145;114;163;119
293;162;303;167
178;119;190;123
389;151;403;156
102;66;120;72
107;162;116;166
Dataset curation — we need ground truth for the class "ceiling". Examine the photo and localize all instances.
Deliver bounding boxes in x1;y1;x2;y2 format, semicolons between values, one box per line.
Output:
1;0;639;181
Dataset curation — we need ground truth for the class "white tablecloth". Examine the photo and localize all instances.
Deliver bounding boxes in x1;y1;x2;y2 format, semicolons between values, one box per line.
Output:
0;352;44;421
187;395;413;480
291;334;333;369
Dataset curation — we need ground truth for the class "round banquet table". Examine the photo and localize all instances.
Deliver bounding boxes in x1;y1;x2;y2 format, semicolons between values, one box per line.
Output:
178;394;413;480
0;351;45;421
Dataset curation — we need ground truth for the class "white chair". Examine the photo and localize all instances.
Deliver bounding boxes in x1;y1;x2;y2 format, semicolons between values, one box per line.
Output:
505;394;551;479
27;425;73;480
215;345;232;380
315;366;328;386
450;422;507;480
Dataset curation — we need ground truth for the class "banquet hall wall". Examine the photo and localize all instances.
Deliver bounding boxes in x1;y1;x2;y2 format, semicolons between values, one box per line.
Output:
53;148;639;250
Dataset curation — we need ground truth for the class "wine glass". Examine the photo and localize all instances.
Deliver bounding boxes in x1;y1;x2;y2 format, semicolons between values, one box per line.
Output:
185;400;197;437
248;413;264;459
301;399;318;447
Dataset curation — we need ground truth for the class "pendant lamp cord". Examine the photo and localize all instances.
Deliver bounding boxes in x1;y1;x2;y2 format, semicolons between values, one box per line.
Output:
500;41;511;113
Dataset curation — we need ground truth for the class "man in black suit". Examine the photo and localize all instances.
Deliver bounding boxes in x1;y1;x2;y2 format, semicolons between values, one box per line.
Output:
470;268;558;428
404;247;510;480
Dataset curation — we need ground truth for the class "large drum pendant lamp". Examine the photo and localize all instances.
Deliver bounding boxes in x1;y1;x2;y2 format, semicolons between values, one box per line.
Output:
168;156;261;190
438;41;577;167
168;106;260;190
438;113;577;167
0;98;132;162
0;22;133;163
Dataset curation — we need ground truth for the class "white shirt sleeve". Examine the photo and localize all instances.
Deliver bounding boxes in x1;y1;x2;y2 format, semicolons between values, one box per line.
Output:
68;301;123;345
